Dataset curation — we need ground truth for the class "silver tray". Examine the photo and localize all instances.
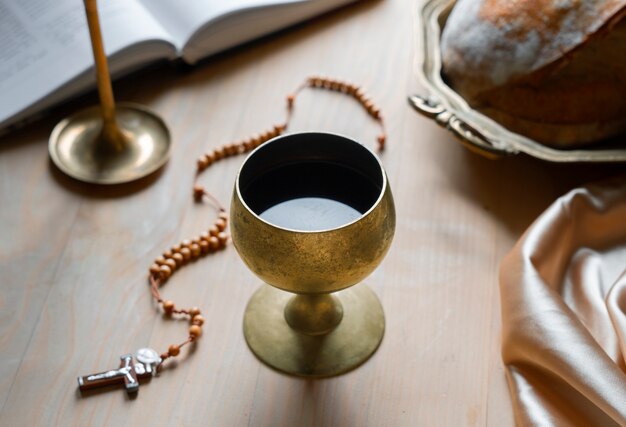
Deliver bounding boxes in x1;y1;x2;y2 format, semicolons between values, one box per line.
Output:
409;0;626;162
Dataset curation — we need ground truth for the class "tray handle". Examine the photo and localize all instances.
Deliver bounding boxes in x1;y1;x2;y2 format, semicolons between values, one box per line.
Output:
408;94;517;158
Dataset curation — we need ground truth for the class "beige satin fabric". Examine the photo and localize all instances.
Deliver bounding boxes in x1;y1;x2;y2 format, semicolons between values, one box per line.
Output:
500;179;626;426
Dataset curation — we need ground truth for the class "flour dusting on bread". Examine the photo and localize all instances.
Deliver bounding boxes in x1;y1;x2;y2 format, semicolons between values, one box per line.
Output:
442;0;626;94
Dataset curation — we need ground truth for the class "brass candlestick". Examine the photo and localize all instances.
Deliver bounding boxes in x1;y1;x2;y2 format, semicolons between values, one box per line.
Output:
48;0;170;184
231;133;396;377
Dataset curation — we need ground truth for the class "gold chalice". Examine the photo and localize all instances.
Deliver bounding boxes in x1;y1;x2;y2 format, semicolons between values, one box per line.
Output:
231;132;395;377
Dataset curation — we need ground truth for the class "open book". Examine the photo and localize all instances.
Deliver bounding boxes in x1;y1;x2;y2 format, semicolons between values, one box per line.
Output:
0;0;358;132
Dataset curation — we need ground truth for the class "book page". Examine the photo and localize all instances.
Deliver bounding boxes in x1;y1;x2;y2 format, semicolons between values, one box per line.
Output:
139;0;303;50
184;0;359;63
0;0;175;129
141;0;359;64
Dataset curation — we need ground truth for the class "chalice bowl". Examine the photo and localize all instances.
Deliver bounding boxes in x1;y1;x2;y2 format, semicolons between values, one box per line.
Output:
231;132;395;377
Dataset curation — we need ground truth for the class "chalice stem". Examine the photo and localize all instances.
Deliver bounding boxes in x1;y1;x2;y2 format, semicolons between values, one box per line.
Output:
284;293;344;336
83;0;125;151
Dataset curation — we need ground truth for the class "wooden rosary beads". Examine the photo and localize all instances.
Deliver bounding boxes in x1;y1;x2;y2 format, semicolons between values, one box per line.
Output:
147;208;229;364
289;76;387;151
77;76;387;394
194;75;387;178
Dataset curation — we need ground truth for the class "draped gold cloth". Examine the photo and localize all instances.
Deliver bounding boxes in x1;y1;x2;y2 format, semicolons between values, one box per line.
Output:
500;179;626;426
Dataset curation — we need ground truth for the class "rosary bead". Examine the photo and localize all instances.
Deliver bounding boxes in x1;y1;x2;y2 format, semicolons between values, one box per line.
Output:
164;259;177;271
213;148;224;160
199;231;211;241
377;135;386;148
250;134;261;147
287;94;295;108
163;250;173;258
197;157;209;170
242;139;254;152
172;252;184;266
149;263;161;276
162;300;175;314
171;244;182;254
218;211;229;222
181;239;192;248
168;344;180;357
226;143;238;156
159;265;172;280
155;256;167;266
208;236;220;251
208;225;219;237
192;315;205;326
217;232;228;247
180;247;192;261
193;186;205;202
190;243;201;258
215;218;227;232
189;307;201;317
199;240;210;254
189;325;202;338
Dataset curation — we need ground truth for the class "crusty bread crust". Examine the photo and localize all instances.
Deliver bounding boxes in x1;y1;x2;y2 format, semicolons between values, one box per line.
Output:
442;0;626;95
441;0;626;146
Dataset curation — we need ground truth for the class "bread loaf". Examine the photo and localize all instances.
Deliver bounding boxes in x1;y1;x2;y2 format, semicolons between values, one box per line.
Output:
441;0;626;147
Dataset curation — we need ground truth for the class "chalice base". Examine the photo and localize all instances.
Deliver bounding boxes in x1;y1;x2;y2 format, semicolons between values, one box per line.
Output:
243;284;385;377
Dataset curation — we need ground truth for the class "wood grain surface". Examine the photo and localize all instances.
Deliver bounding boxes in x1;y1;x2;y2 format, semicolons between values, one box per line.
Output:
0;0;622;425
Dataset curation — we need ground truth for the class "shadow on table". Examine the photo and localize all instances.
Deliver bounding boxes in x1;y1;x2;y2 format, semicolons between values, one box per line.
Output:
47;156;167;199
440;145;625;237
267;377;361;424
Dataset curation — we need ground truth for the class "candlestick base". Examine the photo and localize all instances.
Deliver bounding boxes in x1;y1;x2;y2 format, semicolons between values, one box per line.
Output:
243;284;385;377
49;103;170;184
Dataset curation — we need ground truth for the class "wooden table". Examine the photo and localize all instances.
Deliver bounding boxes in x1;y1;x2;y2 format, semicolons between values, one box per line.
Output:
0;0;621;425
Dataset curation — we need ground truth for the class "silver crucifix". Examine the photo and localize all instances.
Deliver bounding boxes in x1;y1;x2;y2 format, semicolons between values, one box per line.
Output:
77;348;161;394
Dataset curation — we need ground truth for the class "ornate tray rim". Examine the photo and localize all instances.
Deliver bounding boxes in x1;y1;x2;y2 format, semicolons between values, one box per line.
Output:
409;0;626;162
